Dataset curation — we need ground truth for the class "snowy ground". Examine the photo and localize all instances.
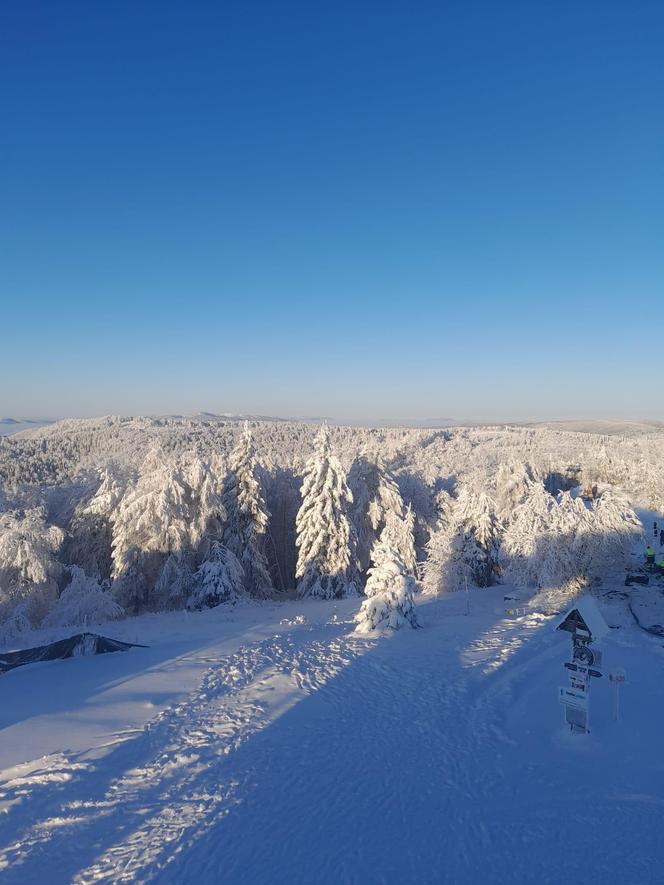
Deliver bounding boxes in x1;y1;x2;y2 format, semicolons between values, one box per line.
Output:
1;582;663;884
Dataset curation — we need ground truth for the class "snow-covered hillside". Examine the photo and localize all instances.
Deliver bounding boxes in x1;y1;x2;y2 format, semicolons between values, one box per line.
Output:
1;579;663;884
1;416;664;881
1;415;662;638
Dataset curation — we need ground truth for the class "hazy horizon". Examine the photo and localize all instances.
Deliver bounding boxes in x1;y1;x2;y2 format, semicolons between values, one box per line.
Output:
2;410;663;430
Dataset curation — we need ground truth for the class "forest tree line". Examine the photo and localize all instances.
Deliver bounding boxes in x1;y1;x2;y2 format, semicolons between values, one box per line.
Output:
0;418;657;642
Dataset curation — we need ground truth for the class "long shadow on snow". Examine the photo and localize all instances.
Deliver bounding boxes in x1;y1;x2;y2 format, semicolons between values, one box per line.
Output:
0;618;378;883
0;601;504;885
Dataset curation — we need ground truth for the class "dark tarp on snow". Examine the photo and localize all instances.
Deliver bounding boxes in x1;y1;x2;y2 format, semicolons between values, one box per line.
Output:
0;633;147;674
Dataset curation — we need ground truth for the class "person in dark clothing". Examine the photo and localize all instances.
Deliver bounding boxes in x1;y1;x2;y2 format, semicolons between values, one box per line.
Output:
660;529;664;547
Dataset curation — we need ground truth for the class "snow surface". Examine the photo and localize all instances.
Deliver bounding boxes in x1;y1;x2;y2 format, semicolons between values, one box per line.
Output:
1;583;663;884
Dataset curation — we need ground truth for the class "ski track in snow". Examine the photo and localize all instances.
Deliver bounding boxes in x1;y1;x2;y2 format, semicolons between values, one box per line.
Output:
0;600;661;884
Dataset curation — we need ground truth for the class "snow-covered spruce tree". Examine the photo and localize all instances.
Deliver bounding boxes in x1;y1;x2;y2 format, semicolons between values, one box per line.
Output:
222;423;273;598
296;425;359;599
0;507;64;637
188;541;245;610
355;526;418;633
348;454;412;576
44;565;124;628
67;466;127;581
423;486;500;595
183;452;226;557
453;487;501;588
421;490;456;595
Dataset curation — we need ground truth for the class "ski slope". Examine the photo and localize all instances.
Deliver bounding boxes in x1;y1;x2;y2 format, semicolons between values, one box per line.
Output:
0;587;662;884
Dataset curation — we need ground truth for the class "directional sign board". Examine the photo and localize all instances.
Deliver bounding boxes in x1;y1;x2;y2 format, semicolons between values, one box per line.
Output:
559;685;588;711
556;596;609;642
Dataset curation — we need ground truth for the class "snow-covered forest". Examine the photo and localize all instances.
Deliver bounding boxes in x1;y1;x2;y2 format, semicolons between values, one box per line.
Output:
0;416;660;644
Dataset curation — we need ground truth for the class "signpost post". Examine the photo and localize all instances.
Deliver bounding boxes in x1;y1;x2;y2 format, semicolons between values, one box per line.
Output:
609;668;627;721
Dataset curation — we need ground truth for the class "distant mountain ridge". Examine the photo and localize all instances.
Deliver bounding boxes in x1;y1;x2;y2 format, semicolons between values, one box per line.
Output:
4;413;663;439
0;418;55;436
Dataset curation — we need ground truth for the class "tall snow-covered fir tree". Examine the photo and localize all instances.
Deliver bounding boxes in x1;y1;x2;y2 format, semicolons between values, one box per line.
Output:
355;525;418;632
111;447;223;612
112;448;191;570
111;449;190;611
454;488;502;587
67;466;127;581
183;452;226;556
296;424;359;599
421;490;455;595
222;422;273;598
422;487;501;593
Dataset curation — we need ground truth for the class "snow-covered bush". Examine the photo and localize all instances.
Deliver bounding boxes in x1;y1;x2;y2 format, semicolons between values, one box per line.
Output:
44;566;124;628
296;425;359;599
188;542;245;610
355;529;418;633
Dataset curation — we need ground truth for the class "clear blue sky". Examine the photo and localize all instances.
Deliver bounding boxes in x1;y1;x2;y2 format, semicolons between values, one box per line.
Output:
1;1;662;422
